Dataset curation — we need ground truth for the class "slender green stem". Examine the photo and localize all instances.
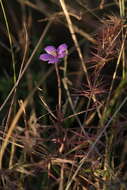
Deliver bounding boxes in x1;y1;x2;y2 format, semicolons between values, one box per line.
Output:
0;0;16;83
55;62;61;112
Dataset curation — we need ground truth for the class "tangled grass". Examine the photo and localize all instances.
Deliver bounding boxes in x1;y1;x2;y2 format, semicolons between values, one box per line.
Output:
0;0;127;189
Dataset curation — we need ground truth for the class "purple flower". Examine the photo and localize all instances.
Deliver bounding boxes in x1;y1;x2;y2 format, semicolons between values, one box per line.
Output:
39;43;68;64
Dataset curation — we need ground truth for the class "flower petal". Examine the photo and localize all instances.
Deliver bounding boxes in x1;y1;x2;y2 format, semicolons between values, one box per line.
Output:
48;57;59;64
57;43;68;58
39;53;53;61
44;46;57;56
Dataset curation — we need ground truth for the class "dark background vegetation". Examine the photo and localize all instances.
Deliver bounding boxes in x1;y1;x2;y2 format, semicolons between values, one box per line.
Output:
0;0;127;190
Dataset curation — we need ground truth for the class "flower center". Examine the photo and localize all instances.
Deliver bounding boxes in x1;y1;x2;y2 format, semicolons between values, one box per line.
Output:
50;50;57;57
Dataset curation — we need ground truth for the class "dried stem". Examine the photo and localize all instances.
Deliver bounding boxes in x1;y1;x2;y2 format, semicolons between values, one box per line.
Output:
59;0;91;87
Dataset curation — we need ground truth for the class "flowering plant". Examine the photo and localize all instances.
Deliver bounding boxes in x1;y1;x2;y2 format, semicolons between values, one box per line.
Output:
39;43;68;64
